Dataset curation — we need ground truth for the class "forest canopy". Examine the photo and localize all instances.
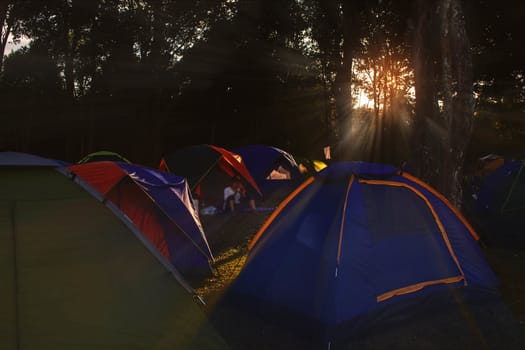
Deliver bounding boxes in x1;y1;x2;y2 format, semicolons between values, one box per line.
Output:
1;0;524;204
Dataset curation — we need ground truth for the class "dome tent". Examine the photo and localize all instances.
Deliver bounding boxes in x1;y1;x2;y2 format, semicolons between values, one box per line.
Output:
233;144;303;196
468;158;525;244
228;162;498;343
160;144;261;210
67;161;214;276
78;150;131;164
0;152;229;350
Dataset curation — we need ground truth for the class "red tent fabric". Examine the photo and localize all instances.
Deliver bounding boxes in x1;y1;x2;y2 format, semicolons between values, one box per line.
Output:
160;144;262;209
68;161;213;275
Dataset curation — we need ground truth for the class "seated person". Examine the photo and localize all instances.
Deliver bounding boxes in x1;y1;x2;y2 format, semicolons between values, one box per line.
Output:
223;176;256;213
223;177;241;213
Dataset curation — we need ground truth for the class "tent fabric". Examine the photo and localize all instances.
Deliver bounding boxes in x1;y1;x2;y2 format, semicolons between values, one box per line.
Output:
0;154;229;350
467;158;525;244
233;145;303;195
67;161;214;275
475;159;524;214
0;151;64;167
230;161;498;334
233;145;302;182
160;144;261;208
77;150;131;164
479;156;505;176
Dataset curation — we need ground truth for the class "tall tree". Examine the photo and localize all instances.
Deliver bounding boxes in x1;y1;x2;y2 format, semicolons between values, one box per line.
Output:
411;0;474;206
465;0;525;111
0;1;13;70
353;2;413;120
310;0;365;161
334;0;363;161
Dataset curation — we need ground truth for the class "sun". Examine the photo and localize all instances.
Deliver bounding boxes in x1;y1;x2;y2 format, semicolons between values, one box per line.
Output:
351;58;414;113
354;89;373;109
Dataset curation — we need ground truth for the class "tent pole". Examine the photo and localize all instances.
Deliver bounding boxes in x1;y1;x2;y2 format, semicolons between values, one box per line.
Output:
501;163;524;213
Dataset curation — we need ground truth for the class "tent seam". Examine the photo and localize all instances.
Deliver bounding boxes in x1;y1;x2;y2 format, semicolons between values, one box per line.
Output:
359;178;468;286
336;175;355;271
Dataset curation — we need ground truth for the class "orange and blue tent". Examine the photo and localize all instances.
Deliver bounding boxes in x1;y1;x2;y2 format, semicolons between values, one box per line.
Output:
228;162;498;340
67;161;214;275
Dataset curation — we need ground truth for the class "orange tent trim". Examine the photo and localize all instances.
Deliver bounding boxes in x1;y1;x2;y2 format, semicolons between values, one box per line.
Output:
359;179;467;286
377;275;464;303
401;173;480;240
248;176;315;250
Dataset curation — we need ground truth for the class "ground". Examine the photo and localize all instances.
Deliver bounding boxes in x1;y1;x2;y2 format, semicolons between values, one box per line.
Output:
190;191;525;350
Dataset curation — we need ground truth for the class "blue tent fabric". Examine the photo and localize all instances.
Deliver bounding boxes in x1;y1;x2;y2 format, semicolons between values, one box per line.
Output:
118;163;213;262
230;162;498;334
67;161;214;275
317;161;399;179
466;159;525;245
234;145;303;194
475;159;523;213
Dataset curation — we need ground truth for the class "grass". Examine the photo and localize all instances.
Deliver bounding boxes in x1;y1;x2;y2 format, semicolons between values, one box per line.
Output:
194;208;273;303
484;247;525;324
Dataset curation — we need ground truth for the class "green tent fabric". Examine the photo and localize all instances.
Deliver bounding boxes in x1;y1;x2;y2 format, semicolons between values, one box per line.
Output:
77;150;131;164
0;167;229;350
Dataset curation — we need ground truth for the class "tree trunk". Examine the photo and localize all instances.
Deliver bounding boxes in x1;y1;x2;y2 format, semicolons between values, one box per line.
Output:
63;2;76;98
333;1;359;161
438;0;474;207
146;0;166;164
412;0;441;187
412;0;473;207
0;2;13;70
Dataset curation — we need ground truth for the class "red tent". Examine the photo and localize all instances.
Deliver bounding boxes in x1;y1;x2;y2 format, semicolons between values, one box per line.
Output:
160;144;261;209
68;161;214;276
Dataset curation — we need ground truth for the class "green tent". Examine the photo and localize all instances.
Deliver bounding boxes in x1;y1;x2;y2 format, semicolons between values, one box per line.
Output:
0;155;228;349
77;150;131;164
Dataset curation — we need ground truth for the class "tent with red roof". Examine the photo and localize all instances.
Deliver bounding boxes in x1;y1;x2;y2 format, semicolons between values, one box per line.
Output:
160;144;261;210
68;161;214;275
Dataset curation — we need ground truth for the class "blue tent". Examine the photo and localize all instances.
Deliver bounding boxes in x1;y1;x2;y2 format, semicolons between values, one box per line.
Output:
68;161;214;275
474;159;524;214
233;145;303;195
468;159;525;244
228;162;498;339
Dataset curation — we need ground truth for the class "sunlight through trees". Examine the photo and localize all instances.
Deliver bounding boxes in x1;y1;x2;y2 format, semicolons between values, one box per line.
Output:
1;0;524;205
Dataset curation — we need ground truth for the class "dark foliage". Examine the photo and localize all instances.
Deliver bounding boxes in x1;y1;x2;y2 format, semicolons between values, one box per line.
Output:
0;0;523;179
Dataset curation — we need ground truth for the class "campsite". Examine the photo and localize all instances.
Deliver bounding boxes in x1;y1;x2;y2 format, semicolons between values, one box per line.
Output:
2;1;525;349
2;151;525;349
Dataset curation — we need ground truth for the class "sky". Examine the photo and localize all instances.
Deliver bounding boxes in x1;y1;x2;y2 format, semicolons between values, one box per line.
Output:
4;33;31;55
